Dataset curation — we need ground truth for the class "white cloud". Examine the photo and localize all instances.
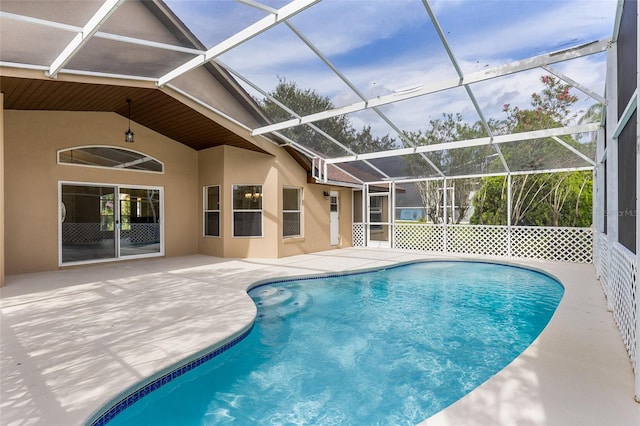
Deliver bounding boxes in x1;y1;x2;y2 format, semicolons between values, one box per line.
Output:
167;0;614;140
447;0;616;62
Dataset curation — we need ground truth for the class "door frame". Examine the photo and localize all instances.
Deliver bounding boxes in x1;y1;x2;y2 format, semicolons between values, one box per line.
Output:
329;190;339;246
58;181;164;266
366;190;392;248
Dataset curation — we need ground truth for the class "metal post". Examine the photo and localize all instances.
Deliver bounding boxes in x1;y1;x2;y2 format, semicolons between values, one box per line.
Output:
443;177;448;253
451;181;456;223
507;173;512;257
363;183;369;247
390;181;395;249
635;0;640;402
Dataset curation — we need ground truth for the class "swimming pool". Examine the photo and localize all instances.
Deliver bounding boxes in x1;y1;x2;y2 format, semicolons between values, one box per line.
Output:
97;261;563;425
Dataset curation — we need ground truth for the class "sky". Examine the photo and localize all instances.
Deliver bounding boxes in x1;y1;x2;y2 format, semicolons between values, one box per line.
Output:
164;0;617;142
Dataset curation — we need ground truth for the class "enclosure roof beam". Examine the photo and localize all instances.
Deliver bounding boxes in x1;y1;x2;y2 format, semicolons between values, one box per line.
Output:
551;136;596;166
215;60;390;179
423;0;510;175
369;166;594;185
157;0;320;86
1;11;205;56
275;24;392;178
252;38;610;136
287;20;443;177
325;123;600;164
541;65;607;104
47;0;125;78
613;88;637;138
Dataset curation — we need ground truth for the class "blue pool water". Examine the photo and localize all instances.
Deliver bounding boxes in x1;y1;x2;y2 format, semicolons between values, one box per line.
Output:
104;261;563;425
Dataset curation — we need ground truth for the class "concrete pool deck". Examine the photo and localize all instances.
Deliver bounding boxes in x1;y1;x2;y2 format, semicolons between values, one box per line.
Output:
1;248;639;425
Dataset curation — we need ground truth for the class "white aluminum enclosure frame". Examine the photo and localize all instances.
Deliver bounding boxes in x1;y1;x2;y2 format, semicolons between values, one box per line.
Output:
0;0;610;183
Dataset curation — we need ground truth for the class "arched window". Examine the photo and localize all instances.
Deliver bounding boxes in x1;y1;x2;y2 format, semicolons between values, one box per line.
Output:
58;146;163;173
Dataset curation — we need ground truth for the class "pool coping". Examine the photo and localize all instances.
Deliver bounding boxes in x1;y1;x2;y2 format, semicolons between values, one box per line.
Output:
1;249;638;426
89;257;564;425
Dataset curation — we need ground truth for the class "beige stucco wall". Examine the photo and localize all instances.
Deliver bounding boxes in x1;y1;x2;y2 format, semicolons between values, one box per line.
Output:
220;145;279;258
0;93;5;286
4;108;354;275
197;144;353;259
278;161;353;257
198;146;225;257
3;110;198;274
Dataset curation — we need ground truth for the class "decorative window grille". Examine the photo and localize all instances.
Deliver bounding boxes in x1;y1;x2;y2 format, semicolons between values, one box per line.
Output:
58;146;163;173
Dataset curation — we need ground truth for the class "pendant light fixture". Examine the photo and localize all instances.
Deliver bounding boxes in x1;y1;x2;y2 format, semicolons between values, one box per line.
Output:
124;99;134;143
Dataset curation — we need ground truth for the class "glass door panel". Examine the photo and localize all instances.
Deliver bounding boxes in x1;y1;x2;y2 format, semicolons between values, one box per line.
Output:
61;184;116;263
119;187;161;257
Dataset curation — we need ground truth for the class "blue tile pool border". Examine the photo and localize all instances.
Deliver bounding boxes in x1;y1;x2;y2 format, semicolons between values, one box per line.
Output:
87;325;253;426
86;258;562;425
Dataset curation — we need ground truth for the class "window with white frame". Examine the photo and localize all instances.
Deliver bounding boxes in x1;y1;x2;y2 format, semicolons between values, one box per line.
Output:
58;146;163;173
232;185;263;237
204;185;220;237
283;187;302;237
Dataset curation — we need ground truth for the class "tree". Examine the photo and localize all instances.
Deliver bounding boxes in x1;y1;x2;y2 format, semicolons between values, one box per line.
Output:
404;113;491;223
470;75;594;227
470;176;508;225
259;78;395;156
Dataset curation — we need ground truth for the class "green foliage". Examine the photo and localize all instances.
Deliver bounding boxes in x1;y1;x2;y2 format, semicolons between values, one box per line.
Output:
259;78;396;155
503;75;578;131
470;75;595;227
404;114;489;223
470;176;509;225
470;171;592;226
258;75;595;228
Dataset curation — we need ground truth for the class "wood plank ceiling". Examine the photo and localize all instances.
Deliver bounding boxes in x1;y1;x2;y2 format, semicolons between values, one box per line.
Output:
0;76;271;154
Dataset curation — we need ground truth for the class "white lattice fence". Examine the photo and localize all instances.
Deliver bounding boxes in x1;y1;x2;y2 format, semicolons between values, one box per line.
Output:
510;226;593;263
594;232;610;295
121;224;160;244
352;223;365;247
609;244;637;371
354;223;592;264
394;224;445;252
447;225;509;257
62;223;109;243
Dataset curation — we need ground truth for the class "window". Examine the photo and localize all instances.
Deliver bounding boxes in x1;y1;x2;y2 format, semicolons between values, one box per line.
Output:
232;185;262;237
58;146;163;172
204;186;220;237
283;187;301;237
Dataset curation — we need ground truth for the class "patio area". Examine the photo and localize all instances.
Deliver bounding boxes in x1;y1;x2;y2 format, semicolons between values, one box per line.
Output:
1;248;639;426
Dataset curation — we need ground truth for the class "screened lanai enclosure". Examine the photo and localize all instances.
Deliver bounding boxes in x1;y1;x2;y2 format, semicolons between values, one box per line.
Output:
1;0;638;402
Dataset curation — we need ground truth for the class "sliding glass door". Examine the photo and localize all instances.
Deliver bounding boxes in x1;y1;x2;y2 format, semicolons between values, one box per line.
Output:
60;183;162;265
119;187;161;257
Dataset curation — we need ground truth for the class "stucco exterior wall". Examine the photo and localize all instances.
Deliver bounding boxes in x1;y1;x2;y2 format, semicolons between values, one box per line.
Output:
3;110;198;274
0;93;5;285
220;145;278;258
198;146;225;257
3;108;354;276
